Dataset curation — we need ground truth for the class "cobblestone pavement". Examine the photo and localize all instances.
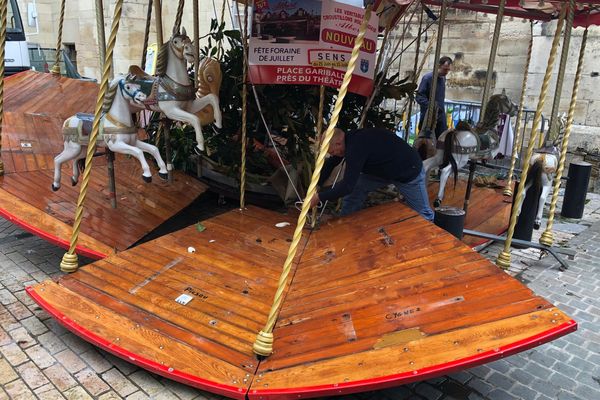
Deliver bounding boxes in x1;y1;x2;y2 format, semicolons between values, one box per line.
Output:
0;193;599;399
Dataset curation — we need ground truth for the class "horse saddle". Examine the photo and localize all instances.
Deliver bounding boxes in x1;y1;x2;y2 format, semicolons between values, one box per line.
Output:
75;113;95;138
474;130;499;157
126;65;196;107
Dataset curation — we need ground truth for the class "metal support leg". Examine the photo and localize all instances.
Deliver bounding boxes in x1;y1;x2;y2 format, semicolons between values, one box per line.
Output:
463;160;477;214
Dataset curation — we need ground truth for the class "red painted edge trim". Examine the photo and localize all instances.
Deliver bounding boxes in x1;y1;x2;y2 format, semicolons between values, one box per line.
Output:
0;207;107;260
26;286;248;400
248;320;577;400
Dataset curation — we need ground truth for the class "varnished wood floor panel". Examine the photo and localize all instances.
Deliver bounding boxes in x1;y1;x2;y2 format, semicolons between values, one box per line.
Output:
28;204;574;399
427;179;512;246
0;71;207;255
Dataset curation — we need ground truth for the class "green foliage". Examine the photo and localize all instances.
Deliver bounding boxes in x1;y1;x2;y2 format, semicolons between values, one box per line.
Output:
159;18;415;187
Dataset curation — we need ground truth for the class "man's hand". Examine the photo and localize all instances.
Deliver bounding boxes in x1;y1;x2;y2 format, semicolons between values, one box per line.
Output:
309;193;320;208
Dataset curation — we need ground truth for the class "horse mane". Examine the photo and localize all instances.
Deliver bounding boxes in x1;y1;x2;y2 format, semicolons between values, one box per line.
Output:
101;78;120;114
197;57;222;96
155;41;169;77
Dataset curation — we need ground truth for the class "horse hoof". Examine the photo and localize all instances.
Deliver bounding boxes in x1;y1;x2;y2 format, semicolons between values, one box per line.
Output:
158;172;168;181
534;222;540;230
142;175;152;183
433;199;441;208
71;177;78;186
51;184;60;192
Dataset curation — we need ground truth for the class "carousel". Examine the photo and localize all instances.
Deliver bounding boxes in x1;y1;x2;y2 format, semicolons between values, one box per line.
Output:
0;0;597;398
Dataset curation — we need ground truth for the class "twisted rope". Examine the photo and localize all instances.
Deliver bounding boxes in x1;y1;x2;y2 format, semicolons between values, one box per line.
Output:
0;0;6;176
60;0;125;273
216;0;228;59
544;0;574;147
504;21;534;197
239;0;249;209
480;0;505;119
51;0;67;74
424;0;447;133
405;5;424;139
252;4;374;357
540;25;586;247
173;0;185;35
496;6;566;270
141;0;153;68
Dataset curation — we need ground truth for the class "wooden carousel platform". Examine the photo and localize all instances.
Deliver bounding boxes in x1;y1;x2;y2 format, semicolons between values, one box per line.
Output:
426;179;512;247
28;203;575;399
0;71;207;257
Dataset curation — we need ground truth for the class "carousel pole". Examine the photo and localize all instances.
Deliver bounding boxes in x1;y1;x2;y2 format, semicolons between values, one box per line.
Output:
543;0;574;148
405;6;425;141
463;0;505;214
51;0;66;75
253;3;375;357
0;0;6;176
94;0;118;209
239;0;249;209
173;0;185;35
504;21;534;197
496;6;566;270
193;0;199;77
540;24;586;247
95;0;107;68
154;0;173;182
423;0;447;134
141;0;153;68
60;0;125;273
479;0;505;119
311;84;326;228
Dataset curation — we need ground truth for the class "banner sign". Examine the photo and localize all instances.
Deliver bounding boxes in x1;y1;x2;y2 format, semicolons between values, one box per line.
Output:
249;0;379;97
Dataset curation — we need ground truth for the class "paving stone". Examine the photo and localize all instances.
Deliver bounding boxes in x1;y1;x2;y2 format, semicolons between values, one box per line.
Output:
62;386;94;400
0;357;18;385
43;364;78;392
60;332;93;354
415;382;443;400
161;378;203;400
129;370;167;398
54;348;87;374
80;348;113;373
3;378;36;399
9;326;36;349
6;300;34;320
16;361;50;390
103;351;140;375
509;382;538;400
0;342;29;366
25;344;56;369
126;391;150;400
97;391;124;400
37;331;68;355
35;387;66;400
487;388;520;400
75;368;111;396
19;315;49;336
0;289;18;305
101;368;138;397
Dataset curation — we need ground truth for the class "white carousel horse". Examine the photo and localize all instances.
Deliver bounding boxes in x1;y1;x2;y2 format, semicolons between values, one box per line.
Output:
423;94;518;207
126;28;222;152
52;76;169;191
518;114;566;229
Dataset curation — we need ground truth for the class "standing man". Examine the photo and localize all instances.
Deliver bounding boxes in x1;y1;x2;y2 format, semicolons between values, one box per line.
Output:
310;128;434;221
416;56;453;138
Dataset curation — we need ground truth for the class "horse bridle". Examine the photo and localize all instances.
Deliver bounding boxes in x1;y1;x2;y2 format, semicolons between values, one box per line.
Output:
118;79;144;104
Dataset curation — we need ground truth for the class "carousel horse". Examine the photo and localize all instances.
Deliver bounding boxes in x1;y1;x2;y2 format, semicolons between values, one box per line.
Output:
423;93;518;207
52;76;169;191
517;113;566;229
126;28;222;152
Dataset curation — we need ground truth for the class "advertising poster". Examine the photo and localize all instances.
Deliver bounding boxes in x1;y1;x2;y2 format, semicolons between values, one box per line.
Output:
249;0;379;97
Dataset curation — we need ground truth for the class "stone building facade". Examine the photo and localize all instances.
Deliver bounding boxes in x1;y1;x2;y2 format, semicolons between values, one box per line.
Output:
14;2;600;150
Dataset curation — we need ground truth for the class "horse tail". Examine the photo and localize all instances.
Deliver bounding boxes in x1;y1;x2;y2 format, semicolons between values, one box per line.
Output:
526;156;543;194
415;138;429;161
442;130;459;189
